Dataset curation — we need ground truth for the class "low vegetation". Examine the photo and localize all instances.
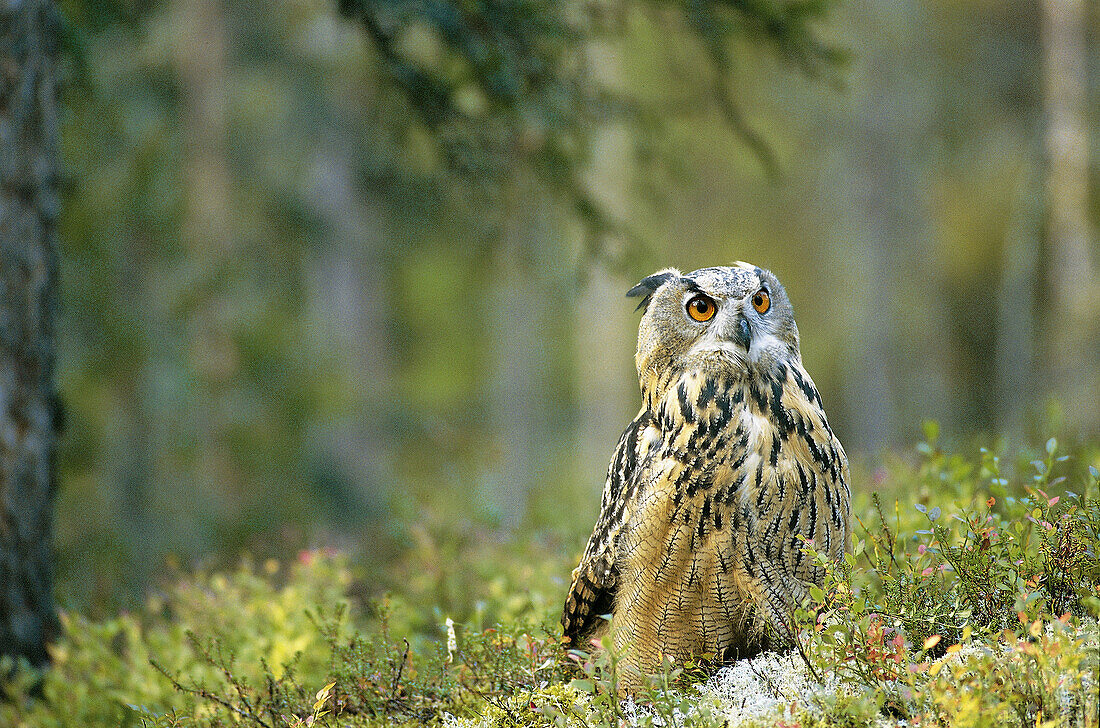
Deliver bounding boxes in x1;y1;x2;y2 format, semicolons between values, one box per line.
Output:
2;427;1098;727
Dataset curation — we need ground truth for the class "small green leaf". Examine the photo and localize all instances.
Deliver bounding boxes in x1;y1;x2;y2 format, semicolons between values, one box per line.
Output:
928;506;941;521
569;678;595;694
1045;437;1057;455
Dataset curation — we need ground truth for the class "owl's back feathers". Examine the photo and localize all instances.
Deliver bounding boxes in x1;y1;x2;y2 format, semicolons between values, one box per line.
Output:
561;410;653;646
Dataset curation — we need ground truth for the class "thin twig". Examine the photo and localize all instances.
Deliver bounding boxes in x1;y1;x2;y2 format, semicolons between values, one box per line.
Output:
150;660;273;728
778;614;822;683
713;72;779;180
872;494;901;570
388;638;410;708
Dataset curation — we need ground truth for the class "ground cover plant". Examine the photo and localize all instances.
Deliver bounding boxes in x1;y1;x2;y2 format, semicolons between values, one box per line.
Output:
1;429;1097;727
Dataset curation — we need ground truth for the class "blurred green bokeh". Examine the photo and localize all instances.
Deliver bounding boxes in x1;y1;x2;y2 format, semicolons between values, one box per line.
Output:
51;0;1098;613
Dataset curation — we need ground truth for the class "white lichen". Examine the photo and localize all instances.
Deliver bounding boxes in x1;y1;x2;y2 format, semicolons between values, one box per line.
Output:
444;620;1099;728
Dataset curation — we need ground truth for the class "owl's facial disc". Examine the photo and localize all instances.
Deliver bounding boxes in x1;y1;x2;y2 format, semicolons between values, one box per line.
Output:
631;263;800;380
681;266;798;370
680;268;760;360
683;292;753;363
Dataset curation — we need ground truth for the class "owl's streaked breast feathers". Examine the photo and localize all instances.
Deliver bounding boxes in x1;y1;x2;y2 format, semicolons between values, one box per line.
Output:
562;263;850;683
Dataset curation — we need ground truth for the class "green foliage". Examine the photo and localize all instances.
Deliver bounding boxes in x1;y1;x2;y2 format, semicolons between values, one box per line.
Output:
791;430;1100;727
337;0;844;236
53;0;1100;626
557;640;728;728
373;517;574;637
0;555;353;727
4;434;1098;727
54;0;371;610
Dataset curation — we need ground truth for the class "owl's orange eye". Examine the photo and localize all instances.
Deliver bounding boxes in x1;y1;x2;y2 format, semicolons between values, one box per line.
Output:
751;289;770;314
686;295;717;322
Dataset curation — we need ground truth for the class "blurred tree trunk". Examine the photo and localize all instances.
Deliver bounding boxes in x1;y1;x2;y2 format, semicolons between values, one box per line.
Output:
1041;0;1098;432
172;0;236;544
574;258;635;502
837;0;948;449
574;39;636;512
994;169;1042;435
307;139;394;523
178;0;229;253
0;0;62;668
486;165;558;529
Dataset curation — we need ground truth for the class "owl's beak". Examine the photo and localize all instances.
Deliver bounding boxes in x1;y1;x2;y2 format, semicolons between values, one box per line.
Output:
733;315;753;350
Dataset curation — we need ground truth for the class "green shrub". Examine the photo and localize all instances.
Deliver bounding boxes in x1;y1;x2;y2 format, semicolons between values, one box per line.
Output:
1;431;1097;727
793;431;1100;727
0;554;354;727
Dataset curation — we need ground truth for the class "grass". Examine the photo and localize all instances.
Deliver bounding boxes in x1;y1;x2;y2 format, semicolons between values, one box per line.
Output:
1;427;1098;727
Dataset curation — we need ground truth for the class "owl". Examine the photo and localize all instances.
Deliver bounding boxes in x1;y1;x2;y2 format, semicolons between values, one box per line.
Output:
561;263;850;686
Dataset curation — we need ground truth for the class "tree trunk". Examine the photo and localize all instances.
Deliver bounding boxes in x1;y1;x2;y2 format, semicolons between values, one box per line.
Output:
170;0;238;547
0;0;62;668
994;168;1042;436
574;39;637;514
306;136;395;524
836;0;948;449
1041;0;1098;432
486;171;545;529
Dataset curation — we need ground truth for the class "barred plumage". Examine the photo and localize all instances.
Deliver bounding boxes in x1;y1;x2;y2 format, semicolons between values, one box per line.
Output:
562;263;850;687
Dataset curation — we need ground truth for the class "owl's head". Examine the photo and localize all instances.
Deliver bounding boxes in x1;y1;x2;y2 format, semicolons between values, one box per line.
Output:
628;263;800;382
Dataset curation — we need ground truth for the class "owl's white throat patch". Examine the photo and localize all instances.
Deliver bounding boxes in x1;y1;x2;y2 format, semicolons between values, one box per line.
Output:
686;328;786;369
687;336;747;365
748;331;786;361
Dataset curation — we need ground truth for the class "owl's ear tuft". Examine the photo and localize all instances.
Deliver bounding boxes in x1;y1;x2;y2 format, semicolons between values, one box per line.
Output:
626;270;677;312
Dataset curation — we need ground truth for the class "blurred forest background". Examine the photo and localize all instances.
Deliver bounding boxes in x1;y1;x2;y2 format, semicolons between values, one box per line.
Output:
47;0;1097;618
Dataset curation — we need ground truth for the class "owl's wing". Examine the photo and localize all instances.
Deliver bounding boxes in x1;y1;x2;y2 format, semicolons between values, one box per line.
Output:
561;410;654;647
